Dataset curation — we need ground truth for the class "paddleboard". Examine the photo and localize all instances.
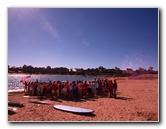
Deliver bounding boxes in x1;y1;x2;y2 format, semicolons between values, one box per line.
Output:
8;106;17;114
29;100;53;104
23;95;31;98
8;101;24;107
53;105;94;114
23;96;46;99
8;106;17;111
8;89;24;93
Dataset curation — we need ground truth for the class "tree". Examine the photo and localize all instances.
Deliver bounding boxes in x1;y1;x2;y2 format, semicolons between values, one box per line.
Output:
126;68;134;76
114;67;122;76
98;66;106;74
138;67;147;74
148;66;154;74
27;65;34;74
148;66;153;71
22;64;27;73
46;66;51;70
75;68;85;75
23;64;27;69
70;68;73;72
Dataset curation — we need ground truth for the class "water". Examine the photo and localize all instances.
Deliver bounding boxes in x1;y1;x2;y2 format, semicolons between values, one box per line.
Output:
8;74;96;91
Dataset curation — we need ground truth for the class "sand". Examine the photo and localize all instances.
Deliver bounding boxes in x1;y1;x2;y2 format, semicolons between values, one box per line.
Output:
8;78;158;122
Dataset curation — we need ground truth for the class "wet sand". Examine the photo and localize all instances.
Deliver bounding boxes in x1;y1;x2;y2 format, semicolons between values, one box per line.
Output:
8;78;158;122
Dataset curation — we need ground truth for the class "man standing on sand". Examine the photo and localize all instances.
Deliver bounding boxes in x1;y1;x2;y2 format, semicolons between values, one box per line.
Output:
113;80;117;98
82;81;88;98
109;80;114;98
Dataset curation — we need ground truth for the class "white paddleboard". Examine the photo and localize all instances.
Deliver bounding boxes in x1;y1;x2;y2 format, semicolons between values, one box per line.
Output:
8;89;24;93
54;105;94;114
8;106;17;114
8;106;17;111
23;95;31;98
23;96;46;99
29;100;53;104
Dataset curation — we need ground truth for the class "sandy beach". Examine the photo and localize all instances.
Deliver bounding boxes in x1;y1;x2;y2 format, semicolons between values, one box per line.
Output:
8;77;158;122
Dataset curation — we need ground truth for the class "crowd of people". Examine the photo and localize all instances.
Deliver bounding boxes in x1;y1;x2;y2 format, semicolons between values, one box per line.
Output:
23;79;118;100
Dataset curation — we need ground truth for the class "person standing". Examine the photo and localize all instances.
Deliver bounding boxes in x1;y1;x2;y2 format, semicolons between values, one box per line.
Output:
109;80;114;98
82;81;88;98
68;82;73;100
51;81;56;99
113;79;118;98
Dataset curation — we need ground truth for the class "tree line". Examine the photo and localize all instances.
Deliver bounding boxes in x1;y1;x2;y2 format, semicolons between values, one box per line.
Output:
8;65;158;77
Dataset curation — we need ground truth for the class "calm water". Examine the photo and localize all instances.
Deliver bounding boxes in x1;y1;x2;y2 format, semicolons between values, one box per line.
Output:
8;74;96;91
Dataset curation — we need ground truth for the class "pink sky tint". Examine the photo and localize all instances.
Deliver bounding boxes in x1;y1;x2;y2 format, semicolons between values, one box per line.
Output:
121;52;153;70
8;8;59;39
8;8;40;22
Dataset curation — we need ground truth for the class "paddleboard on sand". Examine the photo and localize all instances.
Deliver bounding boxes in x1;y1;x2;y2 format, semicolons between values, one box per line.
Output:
8;101;24;107
8;106;17;114
23;95;31;98
29;100;53;104
8;89;24;93
23;96;46;99
53;105;94;114
8;106;17;111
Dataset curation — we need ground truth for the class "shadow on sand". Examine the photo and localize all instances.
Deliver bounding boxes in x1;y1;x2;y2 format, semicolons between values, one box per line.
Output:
8;110;16;115
55;109;96;117
72;112;96;117
114;96;133;101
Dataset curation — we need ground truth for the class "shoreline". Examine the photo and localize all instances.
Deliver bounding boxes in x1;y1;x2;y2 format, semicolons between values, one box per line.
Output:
8;73;158;78
8;73;96;77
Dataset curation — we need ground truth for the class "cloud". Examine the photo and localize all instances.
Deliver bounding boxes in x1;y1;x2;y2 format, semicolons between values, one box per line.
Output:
37;9;59;39
82;39;90;47
8;8;40;21
39;14;59;39
121;52;148;70
8;8;59;39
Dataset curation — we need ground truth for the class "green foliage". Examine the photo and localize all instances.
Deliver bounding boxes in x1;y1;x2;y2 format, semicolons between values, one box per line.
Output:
8;65;158;76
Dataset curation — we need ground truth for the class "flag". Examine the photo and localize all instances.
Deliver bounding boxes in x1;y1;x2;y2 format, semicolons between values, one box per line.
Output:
21;75;31;83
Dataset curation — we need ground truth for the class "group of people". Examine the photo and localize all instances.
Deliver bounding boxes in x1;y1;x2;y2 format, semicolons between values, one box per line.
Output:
23;79;118;100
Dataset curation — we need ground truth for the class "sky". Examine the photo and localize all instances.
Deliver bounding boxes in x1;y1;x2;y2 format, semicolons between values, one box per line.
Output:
8;8;158;70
